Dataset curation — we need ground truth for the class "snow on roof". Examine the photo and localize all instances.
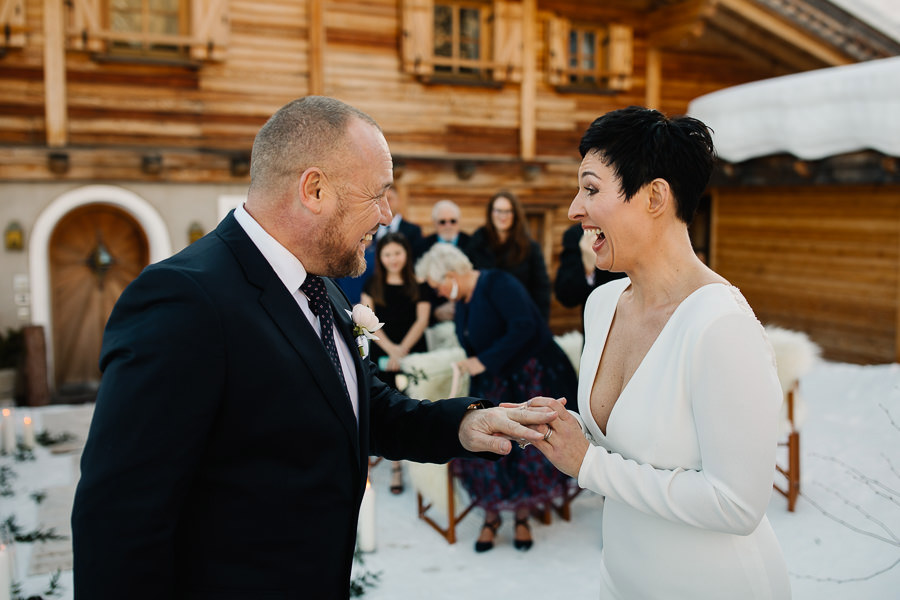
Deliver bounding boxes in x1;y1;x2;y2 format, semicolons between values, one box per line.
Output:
687;56;900;163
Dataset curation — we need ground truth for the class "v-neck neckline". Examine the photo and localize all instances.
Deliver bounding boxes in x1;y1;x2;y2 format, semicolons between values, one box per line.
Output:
588;281;727;439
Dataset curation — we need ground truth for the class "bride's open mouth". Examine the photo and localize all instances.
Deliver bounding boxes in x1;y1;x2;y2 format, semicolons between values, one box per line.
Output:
585;226;606;251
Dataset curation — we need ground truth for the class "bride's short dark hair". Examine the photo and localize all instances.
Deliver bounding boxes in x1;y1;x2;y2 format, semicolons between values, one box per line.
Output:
579;106;715;225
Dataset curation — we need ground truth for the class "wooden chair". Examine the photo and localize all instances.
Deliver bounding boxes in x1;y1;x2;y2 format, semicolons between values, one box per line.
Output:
774;383;801;511
765;325;820;513
402;328;586;541
402;347;477;544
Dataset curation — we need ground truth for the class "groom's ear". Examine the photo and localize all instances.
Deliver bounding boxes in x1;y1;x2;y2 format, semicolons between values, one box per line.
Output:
299;167;325;213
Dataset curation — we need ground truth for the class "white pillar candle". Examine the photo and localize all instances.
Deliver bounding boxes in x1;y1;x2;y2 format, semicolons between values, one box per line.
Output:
357;477;376;552
0;544;11;600
21;416;34;450
1;409;14;455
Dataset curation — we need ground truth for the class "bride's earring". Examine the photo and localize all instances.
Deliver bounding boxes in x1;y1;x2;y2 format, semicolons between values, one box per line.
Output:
449;279;459;301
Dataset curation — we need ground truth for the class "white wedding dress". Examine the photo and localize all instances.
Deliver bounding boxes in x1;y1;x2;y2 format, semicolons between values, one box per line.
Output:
576;278;791;599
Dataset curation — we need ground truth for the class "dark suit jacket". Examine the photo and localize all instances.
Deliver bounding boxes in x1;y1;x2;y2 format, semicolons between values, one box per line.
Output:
554;223;625;310
71;212;479;600
415;231;471;259
376;217;423;253
464;227;551;320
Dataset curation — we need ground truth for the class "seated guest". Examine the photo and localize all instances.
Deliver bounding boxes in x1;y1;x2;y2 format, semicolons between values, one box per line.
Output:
416;243;577;553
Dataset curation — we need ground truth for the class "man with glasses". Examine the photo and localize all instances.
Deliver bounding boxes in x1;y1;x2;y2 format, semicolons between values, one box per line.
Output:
417;199;472;321
416;199;471;257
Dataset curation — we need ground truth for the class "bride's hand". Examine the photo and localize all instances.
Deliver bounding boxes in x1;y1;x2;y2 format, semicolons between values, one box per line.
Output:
499;397;566;434
520;397;589;479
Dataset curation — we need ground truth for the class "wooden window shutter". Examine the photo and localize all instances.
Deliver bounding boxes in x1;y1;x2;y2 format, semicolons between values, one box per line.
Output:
492;0;522;83
1;0;25;48
545;15;568;86
401;0;434;77
603;24;633;90
66;0;105;52
190;0;229;61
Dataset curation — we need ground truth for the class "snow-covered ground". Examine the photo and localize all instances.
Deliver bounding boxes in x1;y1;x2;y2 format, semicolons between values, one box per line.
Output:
3;361;899;599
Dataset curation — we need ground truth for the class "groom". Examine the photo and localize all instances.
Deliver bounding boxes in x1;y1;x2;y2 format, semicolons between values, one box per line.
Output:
71;96;555;599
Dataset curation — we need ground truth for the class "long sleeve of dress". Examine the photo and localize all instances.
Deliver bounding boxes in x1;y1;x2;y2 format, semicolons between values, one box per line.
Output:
577;311;782;535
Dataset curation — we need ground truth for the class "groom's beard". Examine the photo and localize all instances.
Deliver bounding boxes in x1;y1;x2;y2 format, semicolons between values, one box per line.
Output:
315;201;368;278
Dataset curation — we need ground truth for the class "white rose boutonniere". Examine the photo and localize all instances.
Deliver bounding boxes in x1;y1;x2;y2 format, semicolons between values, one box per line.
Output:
346;304;384;358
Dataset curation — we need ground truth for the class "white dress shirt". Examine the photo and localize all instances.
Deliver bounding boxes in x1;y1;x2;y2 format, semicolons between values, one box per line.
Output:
234;204;360;421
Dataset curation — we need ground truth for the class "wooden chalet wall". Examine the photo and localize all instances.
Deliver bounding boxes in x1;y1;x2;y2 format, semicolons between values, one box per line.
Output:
712;184;900;364
1;0;894;344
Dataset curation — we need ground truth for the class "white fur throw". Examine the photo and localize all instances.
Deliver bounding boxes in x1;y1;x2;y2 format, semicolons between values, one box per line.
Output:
424;321;460;351
764;325;821;434
554;330;584;376
400;346;471;516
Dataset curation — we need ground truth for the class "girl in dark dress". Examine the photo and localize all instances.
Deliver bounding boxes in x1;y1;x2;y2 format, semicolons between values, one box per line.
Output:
416;243;578;552
362;232;431;494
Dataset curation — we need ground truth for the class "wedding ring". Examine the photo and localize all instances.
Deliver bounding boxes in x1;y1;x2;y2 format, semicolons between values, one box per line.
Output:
543;428;553;442
517;439;531;449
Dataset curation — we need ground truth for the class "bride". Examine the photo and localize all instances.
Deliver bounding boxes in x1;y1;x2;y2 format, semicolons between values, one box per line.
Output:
525;106;791;599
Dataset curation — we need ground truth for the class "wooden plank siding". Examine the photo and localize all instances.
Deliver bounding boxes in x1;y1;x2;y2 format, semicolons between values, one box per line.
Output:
1;0;896;357
712;186;900;364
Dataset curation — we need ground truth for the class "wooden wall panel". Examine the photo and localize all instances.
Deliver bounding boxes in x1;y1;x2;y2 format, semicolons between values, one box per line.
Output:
713;186;900;364
1;0;808;164
2;0;886;346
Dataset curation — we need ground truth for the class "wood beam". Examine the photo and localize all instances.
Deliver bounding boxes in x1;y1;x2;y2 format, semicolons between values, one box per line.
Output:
645;46;661;110
706;15;829;72
717;0;851;66
308;0;324;95
647;0;714;48
519;0;536;161
43;0;67;147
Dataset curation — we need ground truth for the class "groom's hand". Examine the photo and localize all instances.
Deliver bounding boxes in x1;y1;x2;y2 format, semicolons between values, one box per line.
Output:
458;405;558;455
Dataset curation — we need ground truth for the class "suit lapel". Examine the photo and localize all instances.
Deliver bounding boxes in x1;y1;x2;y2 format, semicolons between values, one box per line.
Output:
216;214;361;468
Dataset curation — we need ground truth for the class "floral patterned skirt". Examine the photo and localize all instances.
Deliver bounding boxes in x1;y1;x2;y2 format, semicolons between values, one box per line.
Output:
451;350;578;512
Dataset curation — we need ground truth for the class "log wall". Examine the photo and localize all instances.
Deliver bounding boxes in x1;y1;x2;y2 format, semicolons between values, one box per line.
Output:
1;0;891;358
712;185;900;364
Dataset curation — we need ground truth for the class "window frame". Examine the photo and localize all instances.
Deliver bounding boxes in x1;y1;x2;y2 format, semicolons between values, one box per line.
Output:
432;0;493;81
546;17;633;93
104;0;191;61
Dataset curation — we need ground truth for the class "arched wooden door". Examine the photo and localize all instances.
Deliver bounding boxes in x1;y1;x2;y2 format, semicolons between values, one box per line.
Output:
49;204;149;389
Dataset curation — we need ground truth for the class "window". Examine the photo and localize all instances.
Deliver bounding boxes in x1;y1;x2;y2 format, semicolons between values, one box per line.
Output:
108;0;188;59
567;27;598;84
433;2;488;79
66;0;228;62
402;0;522;84
0;0;26;53
547;18;633;91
